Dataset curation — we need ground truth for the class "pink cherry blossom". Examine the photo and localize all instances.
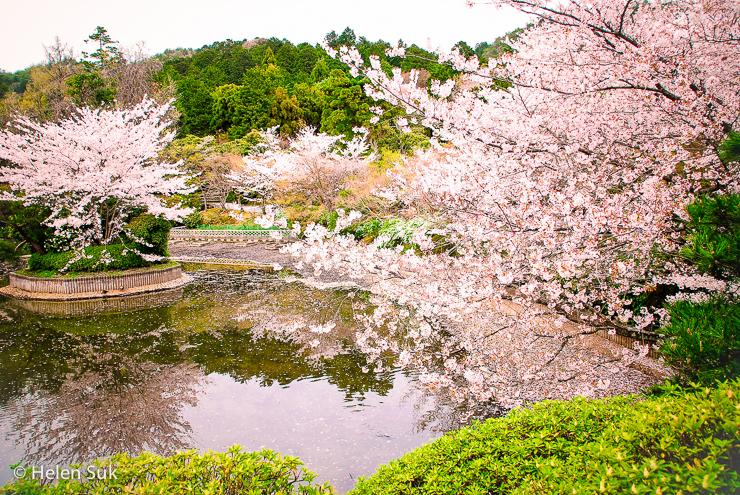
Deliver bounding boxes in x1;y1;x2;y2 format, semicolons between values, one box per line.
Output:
0;98;193;250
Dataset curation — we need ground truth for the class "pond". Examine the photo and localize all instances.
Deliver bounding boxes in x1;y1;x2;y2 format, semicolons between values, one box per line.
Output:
0;264;474;493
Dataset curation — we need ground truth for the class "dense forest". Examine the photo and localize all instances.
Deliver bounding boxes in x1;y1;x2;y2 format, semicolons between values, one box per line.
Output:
0;27;519;148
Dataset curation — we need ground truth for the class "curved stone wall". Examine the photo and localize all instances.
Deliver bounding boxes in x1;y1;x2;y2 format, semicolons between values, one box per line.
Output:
8;288;185;316
9;264;183;294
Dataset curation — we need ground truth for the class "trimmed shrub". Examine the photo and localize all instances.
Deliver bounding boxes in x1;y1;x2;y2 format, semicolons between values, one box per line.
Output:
350;380;740;495
660;298;740;383
2;447;333;494
125;214;172;257
27;245;152;273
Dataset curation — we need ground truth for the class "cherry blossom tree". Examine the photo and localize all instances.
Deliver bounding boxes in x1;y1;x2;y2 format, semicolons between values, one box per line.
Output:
234;127;374;210
261;0;740;405
0;98;193;252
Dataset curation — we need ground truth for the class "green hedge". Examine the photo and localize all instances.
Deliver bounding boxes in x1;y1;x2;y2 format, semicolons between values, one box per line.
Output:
350;380;740;495
2;447;333;494
27;245;152;273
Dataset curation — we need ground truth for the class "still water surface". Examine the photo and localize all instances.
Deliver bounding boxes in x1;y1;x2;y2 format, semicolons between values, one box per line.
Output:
0;264;467;492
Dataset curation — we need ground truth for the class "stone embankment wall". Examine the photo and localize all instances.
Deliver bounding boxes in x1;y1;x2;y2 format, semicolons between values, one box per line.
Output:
9;264;183;294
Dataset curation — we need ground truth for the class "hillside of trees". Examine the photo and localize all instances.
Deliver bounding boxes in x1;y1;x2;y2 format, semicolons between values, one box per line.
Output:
0;27;519;149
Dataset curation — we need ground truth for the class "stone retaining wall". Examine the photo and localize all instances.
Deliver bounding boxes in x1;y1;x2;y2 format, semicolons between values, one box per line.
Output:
9;264;182;294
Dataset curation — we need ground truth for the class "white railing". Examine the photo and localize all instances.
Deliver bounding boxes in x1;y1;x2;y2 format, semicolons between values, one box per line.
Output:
169;226;290;240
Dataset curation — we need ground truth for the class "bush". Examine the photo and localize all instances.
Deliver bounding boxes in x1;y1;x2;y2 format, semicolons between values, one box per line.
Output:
681;194;740;280
1;447;333;494
350;380;740;495
125;213;172;257
201;208;239;226
660;298;740;383
27;245;152;273
183;210;203;229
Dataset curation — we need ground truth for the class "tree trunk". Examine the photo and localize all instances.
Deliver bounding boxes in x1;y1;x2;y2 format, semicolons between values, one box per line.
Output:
13;225;47;255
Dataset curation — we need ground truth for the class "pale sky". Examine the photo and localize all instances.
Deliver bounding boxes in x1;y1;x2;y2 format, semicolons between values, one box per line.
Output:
1;0;529;72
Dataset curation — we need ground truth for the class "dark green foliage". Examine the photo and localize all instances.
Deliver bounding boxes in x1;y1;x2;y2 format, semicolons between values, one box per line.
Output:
0;192;52;255
125;214;172;257
0;68;33;97
157;29;469;141
453;40;476;59
0;74;10;100
175;77;215;136
681;194;740;280
350;380;740;495
318;69;372;137
2;447;333;494
660;298;740;382
719;131;740;163
27;245;152;273
80;26;123;70
0;239;28;262
474;27;527;64
67;27;123;107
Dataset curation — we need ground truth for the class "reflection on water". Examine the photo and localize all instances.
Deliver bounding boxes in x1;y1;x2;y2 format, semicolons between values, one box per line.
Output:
0;264;477;493
7;288;185;317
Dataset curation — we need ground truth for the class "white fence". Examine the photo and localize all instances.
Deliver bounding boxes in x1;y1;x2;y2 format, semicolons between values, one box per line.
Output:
169;226;290;241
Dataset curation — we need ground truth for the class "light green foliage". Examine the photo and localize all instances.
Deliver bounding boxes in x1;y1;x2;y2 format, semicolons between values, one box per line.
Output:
270;86;304;136
376;217;434;247
474;27;526;65
214;130;264;155
210;83;246;134
371;124;430;155
351;380;740;495
372;149;402;172
293;82;324;128
2;446;334;494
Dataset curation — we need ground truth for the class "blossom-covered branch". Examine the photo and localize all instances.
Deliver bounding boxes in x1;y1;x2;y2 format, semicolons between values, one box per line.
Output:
269;0;739;404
